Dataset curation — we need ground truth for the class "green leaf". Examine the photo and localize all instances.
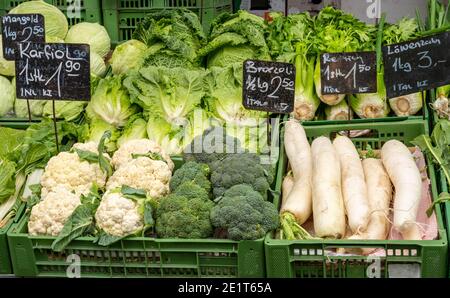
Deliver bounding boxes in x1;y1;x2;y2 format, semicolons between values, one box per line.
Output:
121;185;147;201
51;185;102;252
95;230;126;246
97;131;113;178
132;152;165;163
144;201;154;227
426;192;450;217
51;203;97;252
74;149;100;163
0;159;16;204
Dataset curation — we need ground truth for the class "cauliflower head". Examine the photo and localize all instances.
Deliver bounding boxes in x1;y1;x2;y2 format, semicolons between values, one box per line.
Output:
112;139;174;171
95;191;143;237
28;187;81;236
40;145;109;197
106;157;172;199
72;141;100;154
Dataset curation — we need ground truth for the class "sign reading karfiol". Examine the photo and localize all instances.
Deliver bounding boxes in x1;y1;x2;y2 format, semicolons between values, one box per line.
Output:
1;14;45;60
15;42;91;101
320;51;377;95
382;31;450;98
243;60;295;114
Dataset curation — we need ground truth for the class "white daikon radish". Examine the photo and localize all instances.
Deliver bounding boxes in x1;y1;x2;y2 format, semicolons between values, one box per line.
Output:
281;120;313;225
363;158;392;240
333;135;370;233
311;136;346;238
381;140;422;240
281;172;295;204
347;158;393;255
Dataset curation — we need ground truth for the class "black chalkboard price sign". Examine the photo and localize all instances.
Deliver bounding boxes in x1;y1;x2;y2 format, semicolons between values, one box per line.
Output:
243;60;295;114
382;31;450;98
15;42;91;101
320;51;377;95
1;14;45;60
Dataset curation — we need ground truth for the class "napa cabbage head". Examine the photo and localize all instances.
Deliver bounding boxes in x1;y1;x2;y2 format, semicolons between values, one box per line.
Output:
65;22;111;58
110;40;147;75
124;66;206;126
87;76;139;127
82;118;121;153
205;63;267;126
116;114;148;148
9;0;68;40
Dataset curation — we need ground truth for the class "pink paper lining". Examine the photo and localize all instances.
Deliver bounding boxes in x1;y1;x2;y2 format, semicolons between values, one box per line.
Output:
300;148;439;257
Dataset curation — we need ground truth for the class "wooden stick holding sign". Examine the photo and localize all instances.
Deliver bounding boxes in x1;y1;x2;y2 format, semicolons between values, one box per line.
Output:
15;42;91;151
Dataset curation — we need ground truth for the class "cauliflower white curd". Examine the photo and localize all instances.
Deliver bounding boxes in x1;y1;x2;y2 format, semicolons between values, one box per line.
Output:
95;191;143;236
106;157;171;199
112;139;174;171
28;187;81;236
40;142;110;197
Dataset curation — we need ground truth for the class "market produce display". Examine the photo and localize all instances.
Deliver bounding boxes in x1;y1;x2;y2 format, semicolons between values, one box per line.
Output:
266;7;431;121
17;131;278;252
1;0;450;279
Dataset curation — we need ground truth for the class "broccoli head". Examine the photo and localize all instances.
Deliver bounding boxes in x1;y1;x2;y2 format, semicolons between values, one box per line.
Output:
210;184;279;240
169;161;211;193
156;185;214;238
183;126;243;166
210;153;275;199
173;181;209;201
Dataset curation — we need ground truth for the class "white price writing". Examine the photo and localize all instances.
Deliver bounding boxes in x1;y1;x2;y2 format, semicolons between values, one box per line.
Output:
392;50;447;73
245;75;294;99
323;62;372;88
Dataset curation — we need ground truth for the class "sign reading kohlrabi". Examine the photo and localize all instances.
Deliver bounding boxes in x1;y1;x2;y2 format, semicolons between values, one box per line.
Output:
382;31;450;98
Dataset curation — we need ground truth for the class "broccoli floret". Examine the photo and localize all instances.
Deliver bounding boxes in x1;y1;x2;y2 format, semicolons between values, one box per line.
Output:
210;153;275;199
169;161;211;193
173;181;209;201
183;126;243;166
210;184;279;240
156;191;214;239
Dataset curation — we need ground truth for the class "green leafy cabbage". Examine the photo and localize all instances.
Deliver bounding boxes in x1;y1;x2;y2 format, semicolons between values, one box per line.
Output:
110;39;147;75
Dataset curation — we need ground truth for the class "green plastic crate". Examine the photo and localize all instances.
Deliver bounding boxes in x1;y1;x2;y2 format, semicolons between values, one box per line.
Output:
437;167;450;277
1;0;102;26
0;204;25;275
102;0;232;45
265;120;448;278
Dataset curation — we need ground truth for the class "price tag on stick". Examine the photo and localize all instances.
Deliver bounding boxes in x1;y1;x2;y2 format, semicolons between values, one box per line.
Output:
15;42;91;100
1;14;45;60
320;51;377;95
15;42;91;151
243;59;295;114
382;31;450;98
